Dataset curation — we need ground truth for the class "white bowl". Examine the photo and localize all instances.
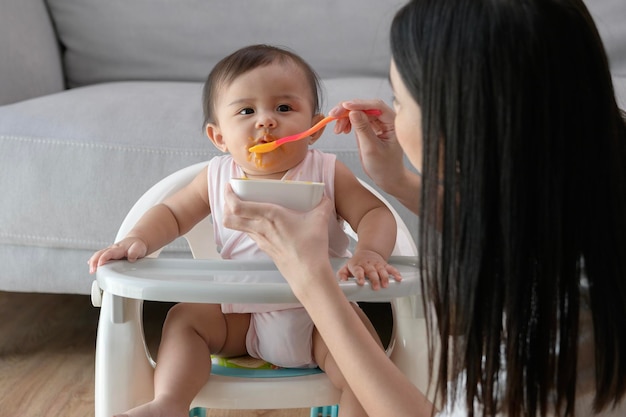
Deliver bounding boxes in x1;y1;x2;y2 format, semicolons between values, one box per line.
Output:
230;178;324;211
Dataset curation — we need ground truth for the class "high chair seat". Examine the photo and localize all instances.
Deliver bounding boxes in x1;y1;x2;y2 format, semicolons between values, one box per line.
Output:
91;161;427;416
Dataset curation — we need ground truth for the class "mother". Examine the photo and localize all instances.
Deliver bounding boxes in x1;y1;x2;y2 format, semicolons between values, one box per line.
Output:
224;0;626;415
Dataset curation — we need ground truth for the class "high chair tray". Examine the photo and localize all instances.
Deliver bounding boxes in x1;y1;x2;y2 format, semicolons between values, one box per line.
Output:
96;256;420;303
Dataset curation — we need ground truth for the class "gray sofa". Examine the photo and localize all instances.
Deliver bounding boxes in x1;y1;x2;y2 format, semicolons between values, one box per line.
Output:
1;0;625;295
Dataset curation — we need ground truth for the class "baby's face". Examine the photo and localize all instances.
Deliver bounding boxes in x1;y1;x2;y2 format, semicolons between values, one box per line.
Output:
207;61;319;179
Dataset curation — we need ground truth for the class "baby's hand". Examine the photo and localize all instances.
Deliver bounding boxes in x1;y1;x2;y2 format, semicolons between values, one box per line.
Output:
337;250;402;290
88;237;148;274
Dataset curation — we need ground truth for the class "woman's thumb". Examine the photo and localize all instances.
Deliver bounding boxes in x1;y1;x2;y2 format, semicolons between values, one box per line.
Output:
349;110;370;133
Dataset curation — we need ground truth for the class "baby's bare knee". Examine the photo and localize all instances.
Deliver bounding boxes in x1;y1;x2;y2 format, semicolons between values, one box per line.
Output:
165;303;221;327
163;303;227;348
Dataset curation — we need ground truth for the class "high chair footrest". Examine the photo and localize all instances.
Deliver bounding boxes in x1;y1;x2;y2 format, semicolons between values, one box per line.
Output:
211;363;323;378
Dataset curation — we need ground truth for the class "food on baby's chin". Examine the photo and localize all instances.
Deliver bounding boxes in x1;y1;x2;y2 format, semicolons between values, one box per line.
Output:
247;149;265;168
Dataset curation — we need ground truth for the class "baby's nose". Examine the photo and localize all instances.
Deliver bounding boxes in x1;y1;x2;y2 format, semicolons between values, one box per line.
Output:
255;114;277;129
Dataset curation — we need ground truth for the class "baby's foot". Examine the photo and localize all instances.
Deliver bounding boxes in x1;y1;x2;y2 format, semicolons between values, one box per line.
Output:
114;398;188;417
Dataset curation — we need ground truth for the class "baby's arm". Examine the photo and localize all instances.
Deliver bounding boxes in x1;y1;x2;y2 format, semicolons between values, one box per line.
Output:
88;167;211;273
333;162;402;290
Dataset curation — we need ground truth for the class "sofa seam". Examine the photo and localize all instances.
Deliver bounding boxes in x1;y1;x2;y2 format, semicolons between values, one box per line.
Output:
0;135;212;156
0;232;189;249
0;232;116;247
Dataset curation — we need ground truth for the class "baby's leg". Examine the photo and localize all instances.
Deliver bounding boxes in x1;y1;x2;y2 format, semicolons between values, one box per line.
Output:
312;304;383;417
115;303;250;417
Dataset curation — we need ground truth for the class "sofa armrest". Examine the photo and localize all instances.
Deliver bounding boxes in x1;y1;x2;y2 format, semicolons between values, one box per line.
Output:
0;0;65;105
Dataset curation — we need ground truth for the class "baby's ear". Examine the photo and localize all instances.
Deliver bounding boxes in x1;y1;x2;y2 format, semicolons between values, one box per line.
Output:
308;113;326;145
206;123;228;152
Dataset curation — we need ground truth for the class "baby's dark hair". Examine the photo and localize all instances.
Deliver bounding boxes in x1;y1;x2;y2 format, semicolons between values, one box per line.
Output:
202;44;322;127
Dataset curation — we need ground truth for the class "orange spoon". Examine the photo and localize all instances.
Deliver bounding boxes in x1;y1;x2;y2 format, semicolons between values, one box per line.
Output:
248;109;382;154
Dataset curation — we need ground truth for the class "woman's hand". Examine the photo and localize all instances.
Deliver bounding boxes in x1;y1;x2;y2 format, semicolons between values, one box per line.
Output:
330;99;421;215
223;185;429;417
88;237;148;274
330;99;405;191
222;185;336;295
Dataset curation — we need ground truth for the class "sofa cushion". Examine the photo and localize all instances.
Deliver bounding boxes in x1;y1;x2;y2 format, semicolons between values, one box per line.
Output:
44;0;626;88
45;0;406;88
0;0;64;105
0;82;215;254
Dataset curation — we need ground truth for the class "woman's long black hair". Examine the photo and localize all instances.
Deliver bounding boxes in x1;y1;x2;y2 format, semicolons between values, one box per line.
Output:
391;0;626;415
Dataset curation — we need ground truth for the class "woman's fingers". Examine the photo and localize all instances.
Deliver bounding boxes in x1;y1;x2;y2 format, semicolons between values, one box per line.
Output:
223;185;334;262
329;99;394;137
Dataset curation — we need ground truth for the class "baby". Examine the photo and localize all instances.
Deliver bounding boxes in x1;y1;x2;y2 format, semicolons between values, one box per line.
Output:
89;44;401;417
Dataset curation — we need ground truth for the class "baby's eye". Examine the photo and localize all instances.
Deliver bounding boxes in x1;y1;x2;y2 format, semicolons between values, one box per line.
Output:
239;108;255;115
276;104;292;112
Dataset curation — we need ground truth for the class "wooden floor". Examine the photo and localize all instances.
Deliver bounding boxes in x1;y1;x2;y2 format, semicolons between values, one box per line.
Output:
0;291;308;417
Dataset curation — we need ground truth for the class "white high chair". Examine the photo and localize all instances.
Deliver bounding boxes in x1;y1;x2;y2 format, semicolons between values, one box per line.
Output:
91;161;427;416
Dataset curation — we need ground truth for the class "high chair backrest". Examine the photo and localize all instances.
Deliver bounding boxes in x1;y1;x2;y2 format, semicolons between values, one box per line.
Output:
116;162;219;259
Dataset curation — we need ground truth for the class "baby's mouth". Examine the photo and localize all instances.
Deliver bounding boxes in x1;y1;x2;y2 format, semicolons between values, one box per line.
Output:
257;132;277;144
248;132;278;152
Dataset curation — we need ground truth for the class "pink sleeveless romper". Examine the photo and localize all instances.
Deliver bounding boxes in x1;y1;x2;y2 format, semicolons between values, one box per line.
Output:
207;149;350;367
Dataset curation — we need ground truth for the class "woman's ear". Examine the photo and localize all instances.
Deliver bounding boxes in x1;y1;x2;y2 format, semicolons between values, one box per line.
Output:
308;113;326;145
206;123;228;152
